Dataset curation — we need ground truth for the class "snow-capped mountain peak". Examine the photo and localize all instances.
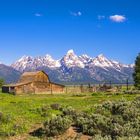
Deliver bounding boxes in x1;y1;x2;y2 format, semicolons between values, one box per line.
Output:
11;54;60;72
129;64;135;68
44;54;54;59
44;54;55;62
43;54;61;68
92;54;114;68
0;47;134;84
97;54;105;58
10;50;134;84
11;55;34;72
65;49;77;59
95;54;108;61
60;50;85;68
79;54;92;59
11;50;134;77
79;54;92;64
67;49;75;55
18;55;33;62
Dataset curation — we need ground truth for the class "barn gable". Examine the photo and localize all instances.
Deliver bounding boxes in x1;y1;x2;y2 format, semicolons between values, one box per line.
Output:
19;71;50;83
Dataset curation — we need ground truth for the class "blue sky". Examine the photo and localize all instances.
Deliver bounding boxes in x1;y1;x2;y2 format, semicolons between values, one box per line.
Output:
0;0;139;64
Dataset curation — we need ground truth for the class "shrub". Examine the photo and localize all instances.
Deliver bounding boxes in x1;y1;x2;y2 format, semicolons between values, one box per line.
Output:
0;112;26;137
91;135;112;140
31;98;140;139
50;104;61;110
117;136;140;140
0;112;3;121
124;90;140;94
0;113;13;124
43;115;72;137
74;99;140;138
61;106;77;117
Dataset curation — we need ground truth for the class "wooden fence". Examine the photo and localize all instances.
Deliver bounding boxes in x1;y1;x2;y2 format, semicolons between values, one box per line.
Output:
64;84;134;94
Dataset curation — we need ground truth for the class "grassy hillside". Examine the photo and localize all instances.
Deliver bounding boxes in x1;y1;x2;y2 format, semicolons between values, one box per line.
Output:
0;91;139;139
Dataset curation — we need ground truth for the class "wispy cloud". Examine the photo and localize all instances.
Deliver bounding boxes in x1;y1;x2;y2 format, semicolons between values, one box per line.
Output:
70;11;82;17
34;13;43;17
109;15;126;23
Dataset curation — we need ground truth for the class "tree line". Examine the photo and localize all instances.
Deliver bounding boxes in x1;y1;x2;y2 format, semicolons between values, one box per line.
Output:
133;53;140;90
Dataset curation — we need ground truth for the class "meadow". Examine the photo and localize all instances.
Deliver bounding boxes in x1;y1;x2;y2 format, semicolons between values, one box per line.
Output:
0;90;140;140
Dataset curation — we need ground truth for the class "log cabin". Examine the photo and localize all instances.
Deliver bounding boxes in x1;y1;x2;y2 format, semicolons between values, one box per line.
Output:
2;71;65;94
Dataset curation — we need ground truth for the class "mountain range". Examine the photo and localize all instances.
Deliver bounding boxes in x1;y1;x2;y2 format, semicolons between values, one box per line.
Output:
0;50;134;84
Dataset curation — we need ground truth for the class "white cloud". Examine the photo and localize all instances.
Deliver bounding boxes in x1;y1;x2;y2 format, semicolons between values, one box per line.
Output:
109;15;126;23
70;11;82;17
98;15;105;20
34;13;43;17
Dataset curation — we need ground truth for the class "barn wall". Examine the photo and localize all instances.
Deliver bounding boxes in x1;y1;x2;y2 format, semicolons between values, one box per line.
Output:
33;82;51;94
15;83;35;94
51;84;64;93
14;82;64;94
15;86;23;94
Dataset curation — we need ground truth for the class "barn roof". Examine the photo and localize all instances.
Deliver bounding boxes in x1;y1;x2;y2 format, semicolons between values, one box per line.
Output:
19;71;50;82
3;81;65;88
21;71;49;77
22;71;40;76
50;82;65;87
3;82;32;87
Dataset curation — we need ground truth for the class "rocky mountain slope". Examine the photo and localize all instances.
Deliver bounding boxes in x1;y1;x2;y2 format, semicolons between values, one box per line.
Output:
0;64;21;84
10;50;134;84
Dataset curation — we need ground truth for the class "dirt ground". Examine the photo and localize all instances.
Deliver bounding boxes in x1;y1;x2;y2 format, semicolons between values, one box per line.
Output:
8;126;91;140
53;127;91;140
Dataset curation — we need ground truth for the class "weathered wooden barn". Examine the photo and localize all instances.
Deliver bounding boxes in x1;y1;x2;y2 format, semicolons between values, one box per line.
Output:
2;71;65;94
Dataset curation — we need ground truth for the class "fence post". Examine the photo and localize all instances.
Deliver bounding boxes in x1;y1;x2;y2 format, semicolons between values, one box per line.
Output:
65;86;67;94
126;79;129;90
109;81;112;88
80;84;83;93
88;83;91;88
51;84;53;94
88;83;91;92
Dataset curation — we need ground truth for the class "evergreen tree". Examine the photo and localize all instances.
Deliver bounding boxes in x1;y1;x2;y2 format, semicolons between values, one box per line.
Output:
0;78;5;88
133;53;140;89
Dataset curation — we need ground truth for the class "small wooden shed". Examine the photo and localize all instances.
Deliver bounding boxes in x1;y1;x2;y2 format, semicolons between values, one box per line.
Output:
2;71;65;94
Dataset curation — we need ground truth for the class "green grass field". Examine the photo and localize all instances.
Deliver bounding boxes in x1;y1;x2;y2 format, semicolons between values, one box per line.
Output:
0;91;139;139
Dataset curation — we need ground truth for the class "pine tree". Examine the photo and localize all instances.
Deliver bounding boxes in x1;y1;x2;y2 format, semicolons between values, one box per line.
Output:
0;78;4;88
133;53;140;89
